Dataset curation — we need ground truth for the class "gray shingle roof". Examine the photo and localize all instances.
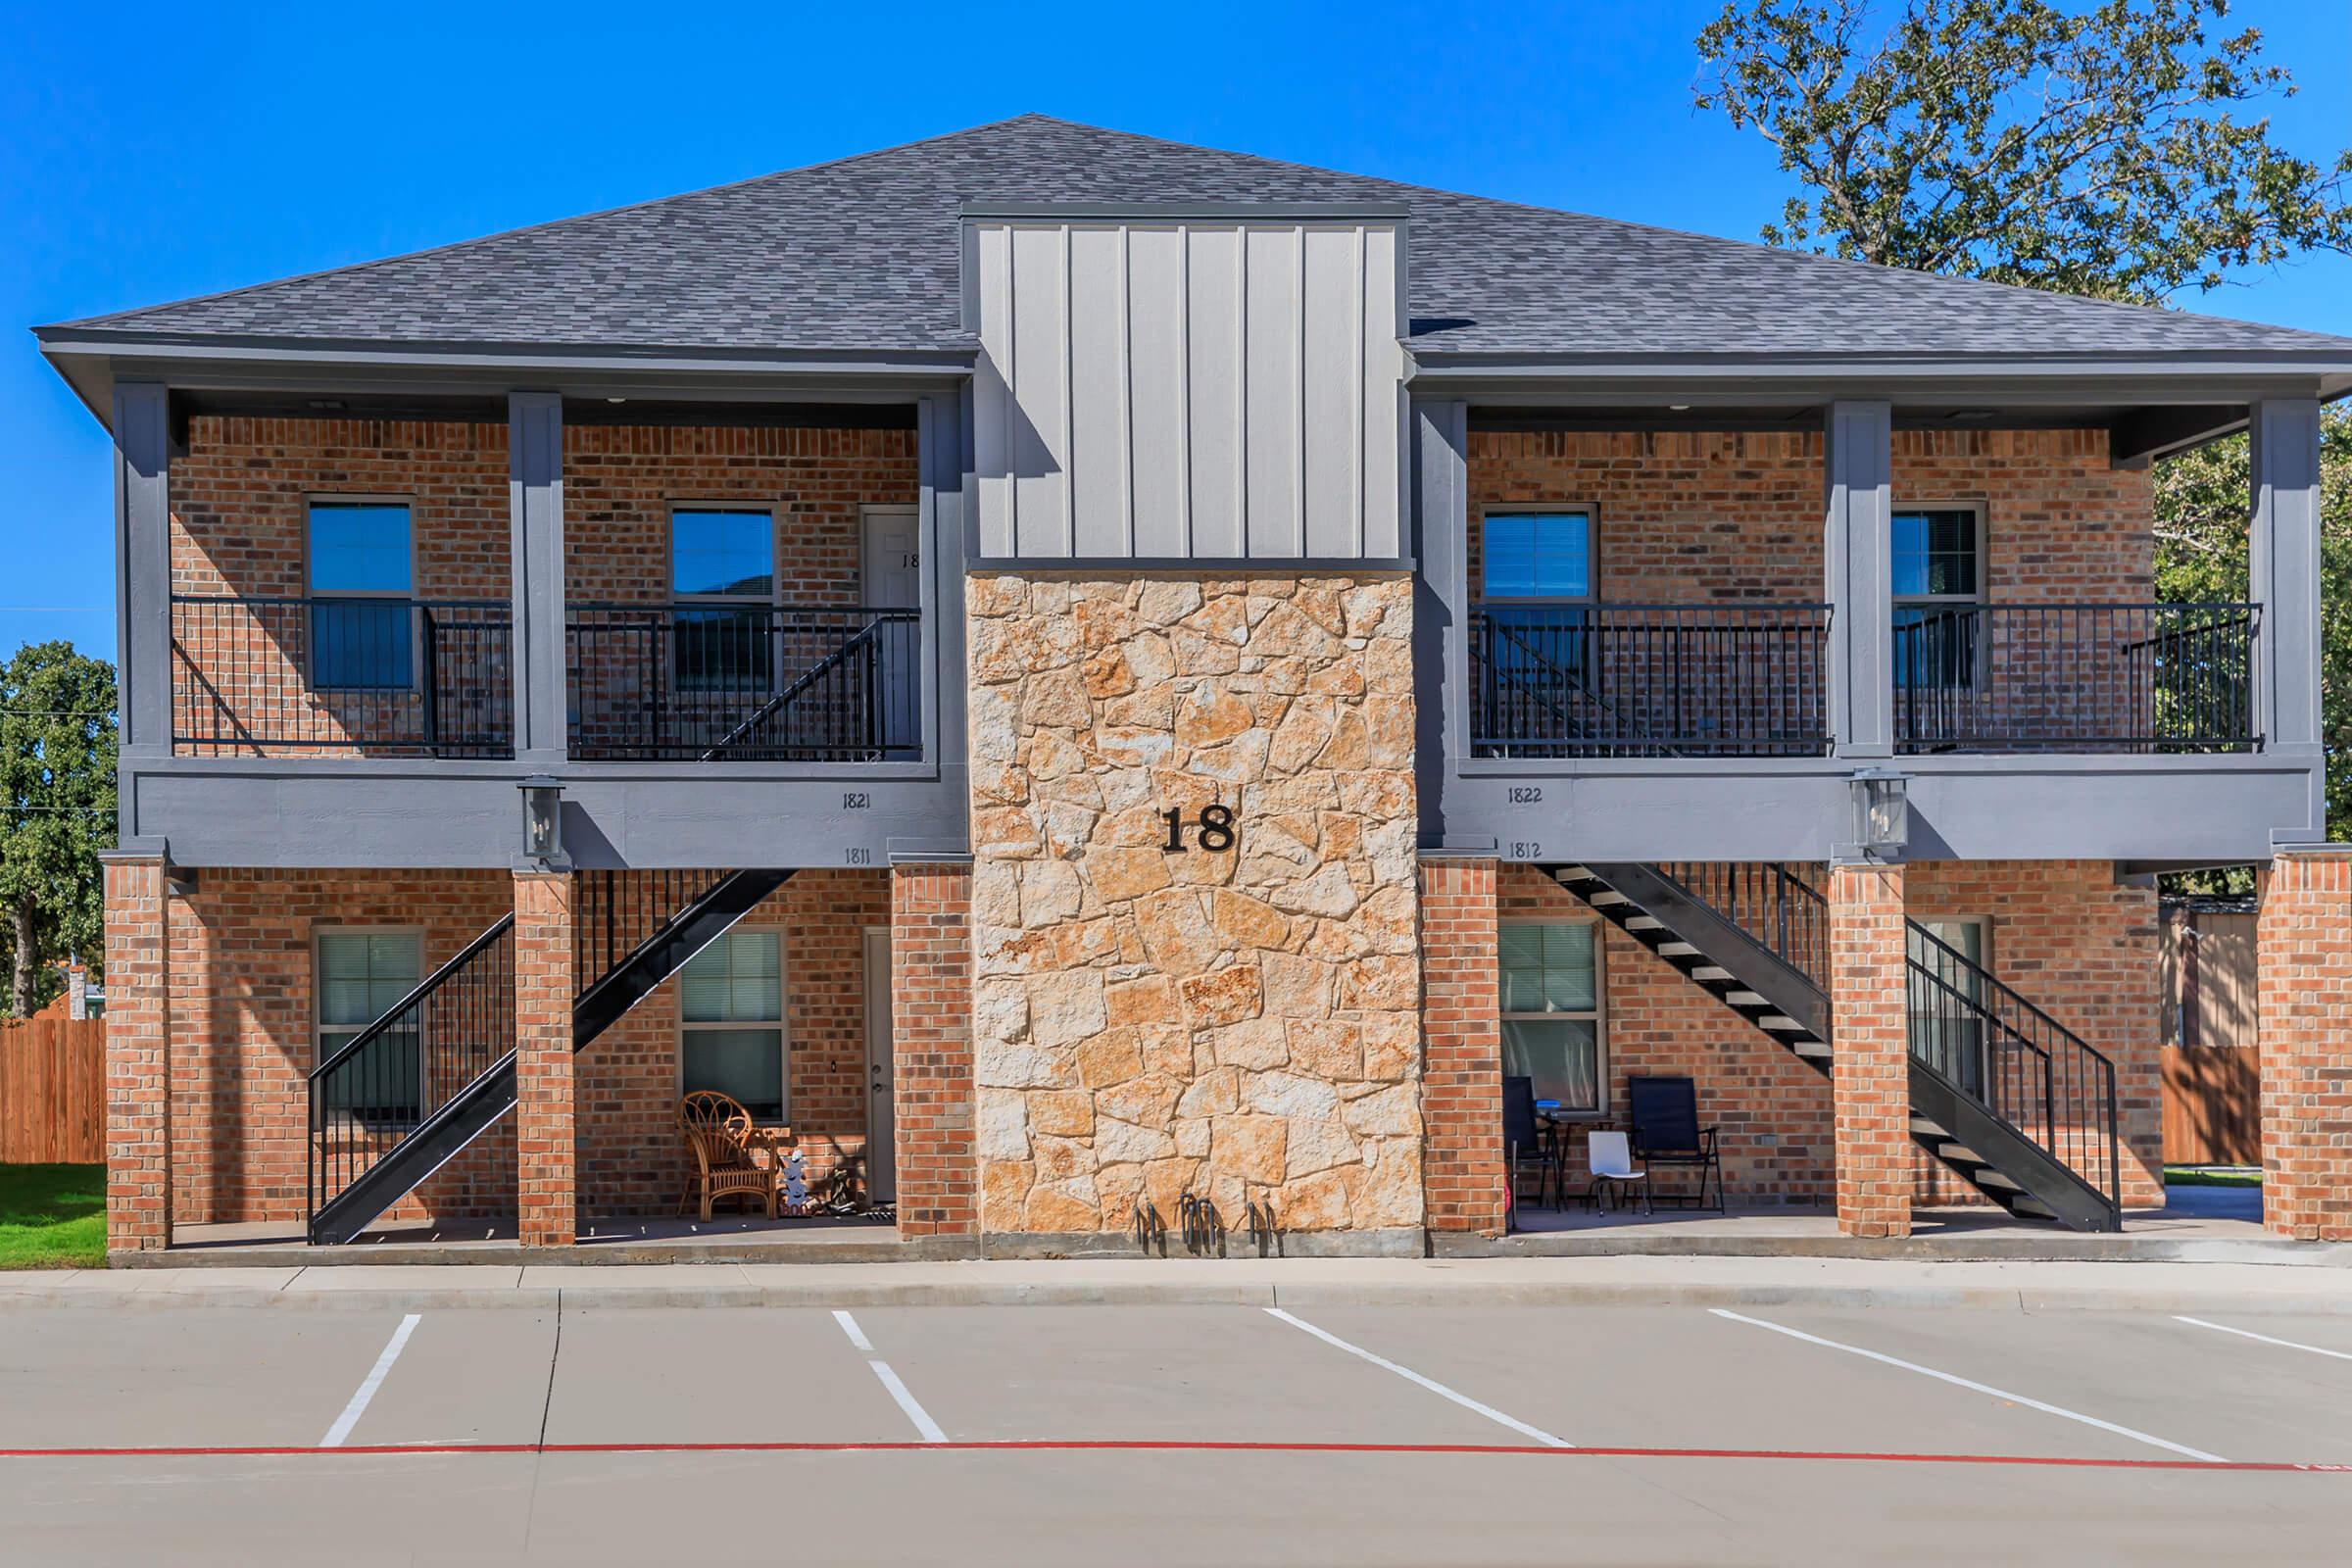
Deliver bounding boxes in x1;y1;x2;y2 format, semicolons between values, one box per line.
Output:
48;114;2352;362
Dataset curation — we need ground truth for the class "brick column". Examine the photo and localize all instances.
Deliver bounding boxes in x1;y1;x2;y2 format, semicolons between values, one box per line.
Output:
101;854;171;1252
2258;849;2352;1241
513;869;576;1248
1828;859;1910;1239
1421;857;1504;1234
891;862;975;1239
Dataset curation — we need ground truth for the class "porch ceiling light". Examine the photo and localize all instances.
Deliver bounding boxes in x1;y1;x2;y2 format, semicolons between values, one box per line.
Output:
1850;768;1910;858
518;775;565;865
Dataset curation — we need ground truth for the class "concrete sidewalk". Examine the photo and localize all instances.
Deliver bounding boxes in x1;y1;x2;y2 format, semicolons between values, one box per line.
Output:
5;1254;2349;1314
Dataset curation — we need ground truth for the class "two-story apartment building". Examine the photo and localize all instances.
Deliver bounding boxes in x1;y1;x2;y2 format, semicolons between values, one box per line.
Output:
40;116;2352;1257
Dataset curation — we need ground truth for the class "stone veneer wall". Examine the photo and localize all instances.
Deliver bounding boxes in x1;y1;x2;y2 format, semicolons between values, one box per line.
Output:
965;572;1423;1238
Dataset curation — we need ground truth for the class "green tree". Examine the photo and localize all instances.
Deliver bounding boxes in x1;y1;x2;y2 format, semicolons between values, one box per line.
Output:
0;644;117;1016
1694;0;2352;304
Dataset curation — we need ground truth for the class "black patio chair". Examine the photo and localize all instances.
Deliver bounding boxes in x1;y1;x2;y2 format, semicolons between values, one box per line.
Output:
1625;1075;1725;1212
1503;1075;1560;1229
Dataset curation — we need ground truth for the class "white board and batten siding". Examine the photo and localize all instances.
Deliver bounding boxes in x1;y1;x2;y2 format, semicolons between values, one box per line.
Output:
965;205;1410;563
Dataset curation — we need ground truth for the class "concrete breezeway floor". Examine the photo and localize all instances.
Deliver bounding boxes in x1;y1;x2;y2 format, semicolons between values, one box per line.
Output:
2;1300;2348;1564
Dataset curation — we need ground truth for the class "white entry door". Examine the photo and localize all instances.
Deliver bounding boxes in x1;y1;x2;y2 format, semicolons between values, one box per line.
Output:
863;927;897;1203
859;507;921;757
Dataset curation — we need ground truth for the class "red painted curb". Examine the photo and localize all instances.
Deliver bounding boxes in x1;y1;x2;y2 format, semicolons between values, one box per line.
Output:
0;1439;2341;1472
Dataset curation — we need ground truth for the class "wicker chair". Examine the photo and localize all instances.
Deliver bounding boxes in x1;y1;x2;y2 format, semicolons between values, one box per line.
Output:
676;1092;788;1221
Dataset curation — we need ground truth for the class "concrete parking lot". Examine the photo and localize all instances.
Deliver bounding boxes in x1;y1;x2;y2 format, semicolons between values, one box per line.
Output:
2;1299;2347;1564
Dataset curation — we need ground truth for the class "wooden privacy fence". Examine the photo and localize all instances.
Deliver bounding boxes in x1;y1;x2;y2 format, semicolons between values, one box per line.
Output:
2158;903;2262;1167
0;1017;104;1164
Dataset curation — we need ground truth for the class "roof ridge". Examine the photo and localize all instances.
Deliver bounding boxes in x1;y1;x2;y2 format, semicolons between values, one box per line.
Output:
957;117;2339;343
48;116;1054;333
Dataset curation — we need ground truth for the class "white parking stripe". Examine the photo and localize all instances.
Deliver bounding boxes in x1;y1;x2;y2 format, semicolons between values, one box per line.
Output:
320;1314;420;1448
2175;1316;2352;1363
831;1309;945;1444
1264;1307;1570;1447
1711;1309;2228;1463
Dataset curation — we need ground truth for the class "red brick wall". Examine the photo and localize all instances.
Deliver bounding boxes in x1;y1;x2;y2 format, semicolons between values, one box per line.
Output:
1466;427;2152;603
2257;850;2352;1241
1906;859;2164;1208
1422;858;1505;1233
891;863;975;1239
1829;860;1913;1238
562;423;916;605
102;858;171;1251
1496;864;1836;1206
158;868;516;1229
514;871;577;1247
574;869;888;1217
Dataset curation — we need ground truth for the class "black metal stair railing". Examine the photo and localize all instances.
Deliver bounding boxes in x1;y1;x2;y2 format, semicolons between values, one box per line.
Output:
1905;920;2122;1227
1655;862;1829;987
698;619;885;761
307;914;515;1242
1469;604;1832;759
573;869;733;989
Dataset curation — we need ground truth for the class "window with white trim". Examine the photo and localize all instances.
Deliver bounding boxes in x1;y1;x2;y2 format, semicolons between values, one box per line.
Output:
1499;920;1605;1113
679;927;787;1122
316;928;423;1121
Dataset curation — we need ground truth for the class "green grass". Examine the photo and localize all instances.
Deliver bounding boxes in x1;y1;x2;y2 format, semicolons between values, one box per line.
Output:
2164;1164;2263;1189
0;1163;107;1269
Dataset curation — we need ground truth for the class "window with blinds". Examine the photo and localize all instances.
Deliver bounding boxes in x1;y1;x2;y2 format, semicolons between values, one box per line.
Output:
1499;921;1605;1113
680;928;786;1122
316;929;423;1121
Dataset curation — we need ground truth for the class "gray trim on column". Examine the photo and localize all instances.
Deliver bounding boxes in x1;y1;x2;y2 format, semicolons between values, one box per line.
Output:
1412;399;1470;847
1825;399;1894;759
113;382;172;772
918;387;969;801
509;391;566;765
2250;397;2328;843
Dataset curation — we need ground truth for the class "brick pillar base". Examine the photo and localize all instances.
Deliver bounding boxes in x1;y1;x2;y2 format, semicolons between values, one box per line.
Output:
514;870;576;1247
2258;849;2352;1241
892;862;975;1239
1421;857;1504;1234
101;854;171;1252
1829;859;1910;1239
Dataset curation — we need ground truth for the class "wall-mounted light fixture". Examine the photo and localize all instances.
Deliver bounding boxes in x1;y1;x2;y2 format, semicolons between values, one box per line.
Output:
1850;768;1910;859
518;776;565;866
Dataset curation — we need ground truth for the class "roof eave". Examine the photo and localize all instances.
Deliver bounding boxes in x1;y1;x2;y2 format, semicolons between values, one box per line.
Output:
1405;347;2352;396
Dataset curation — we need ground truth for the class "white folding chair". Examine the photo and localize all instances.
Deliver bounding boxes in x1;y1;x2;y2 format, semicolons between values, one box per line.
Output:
1588;1130;1651;1215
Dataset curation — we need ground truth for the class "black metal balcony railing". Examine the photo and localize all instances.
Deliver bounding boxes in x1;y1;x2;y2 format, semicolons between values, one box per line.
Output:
171;595;514;759
1893;602;2261;755
1469;604;1834;759
566;605;920;762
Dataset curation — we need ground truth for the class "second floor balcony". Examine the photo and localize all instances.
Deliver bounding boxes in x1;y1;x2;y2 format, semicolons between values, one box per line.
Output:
166;595;923;765
1466;599;2261;760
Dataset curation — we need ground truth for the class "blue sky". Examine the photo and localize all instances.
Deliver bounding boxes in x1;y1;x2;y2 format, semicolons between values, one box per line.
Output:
4;0;2347;664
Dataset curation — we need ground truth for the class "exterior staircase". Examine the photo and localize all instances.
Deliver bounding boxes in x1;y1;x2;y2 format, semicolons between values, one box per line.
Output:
305;866;794;1245
1551;861;2123;1232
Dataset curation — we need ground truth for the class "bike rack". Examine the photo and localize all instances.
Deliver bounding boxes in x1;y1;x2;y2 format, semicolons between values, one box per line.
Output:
1131;1196;1167;1256
1175;1191;1226;1257
1238;1195;1281;1257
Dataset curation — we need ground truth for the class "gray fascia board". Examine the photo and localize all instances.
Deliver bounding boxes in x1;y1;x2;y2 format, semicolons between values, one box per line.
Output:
1409;357;2352;396
35;330;975;379
1453;752;2313;780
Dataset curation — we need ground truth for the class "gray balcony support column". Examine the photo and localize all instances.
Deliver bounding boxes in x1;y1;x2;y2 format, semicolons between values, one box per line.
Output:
2250;397;2327;841
114;382;172;770
1413;399;1470;844
509;392;567;767
917;388;967;792
1825;399;1894;759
